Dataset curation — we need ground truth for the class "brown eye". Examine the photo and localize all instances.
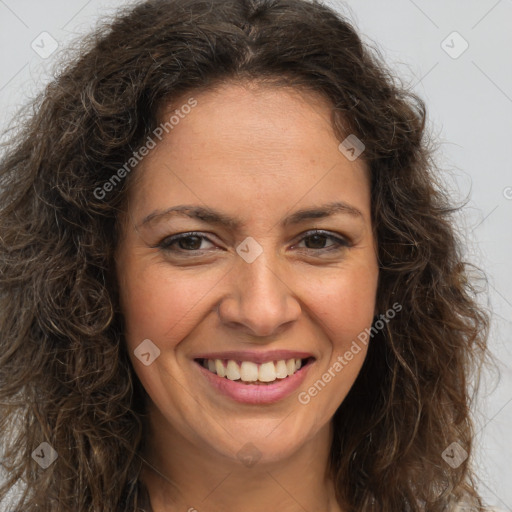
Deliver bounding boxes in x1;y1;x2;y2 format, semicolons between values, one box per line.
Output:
303;233;331;249
158;232;216;252
295;230;350;252
175;235;203;250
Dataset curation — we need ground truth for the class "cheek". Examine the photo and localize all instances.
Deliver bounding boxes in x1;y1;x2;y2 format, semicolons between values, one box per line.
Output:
299;267;377;414
118;259;222;348
307;261;378;344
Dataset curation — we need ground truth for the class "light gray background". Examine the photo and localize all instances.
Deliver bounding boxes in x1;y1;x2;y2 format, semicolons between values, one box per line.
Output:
0;0;510;509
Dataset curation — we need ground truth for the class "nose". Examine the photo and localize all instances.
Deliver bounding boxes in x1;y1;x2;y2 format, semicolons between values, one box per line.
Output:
216;248;302;337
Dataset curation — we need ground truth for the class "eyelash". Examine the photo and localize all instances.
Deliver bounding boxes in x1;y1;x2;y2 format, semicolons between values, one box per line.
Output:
156;230;351;256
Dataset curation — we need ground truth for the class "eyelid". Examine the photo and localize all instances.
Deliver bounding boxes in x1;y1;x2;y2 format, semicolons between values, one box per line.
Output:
156;231;217;250
156;229;351;254
292;229;351;246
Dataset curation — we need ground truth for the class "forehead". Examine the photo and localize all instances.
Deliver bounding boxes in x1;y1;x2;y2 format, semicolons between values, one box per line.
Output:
124;81;371;223
157;81;339;156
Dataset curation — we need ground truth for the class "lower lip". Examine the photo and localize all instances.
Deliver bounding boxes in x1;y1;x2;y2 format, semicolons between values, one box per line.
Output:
195;359;314;404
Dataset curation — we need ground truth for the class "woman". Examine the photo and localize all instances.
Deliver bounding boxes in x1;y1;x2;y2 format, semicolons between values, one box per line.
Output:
0;0;490;510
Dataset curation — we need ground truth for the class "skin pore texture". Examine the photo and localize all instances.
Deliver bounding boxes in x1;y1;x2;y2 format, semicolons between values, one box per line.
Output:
114;82;379;512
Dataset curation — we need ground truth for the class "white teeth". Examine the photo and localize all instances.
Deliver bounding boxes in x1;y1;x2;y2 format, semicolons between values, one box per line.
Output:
226;360;241;381
202;357;309;382
215;359;226;378
240;361;259;382
258;361;276;382
275;360;288;379
286;358;296;376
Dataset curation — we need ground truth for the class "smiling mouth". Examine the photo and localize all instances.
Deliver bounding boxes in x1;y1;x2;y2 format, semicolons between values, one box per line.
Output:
194;357;314;384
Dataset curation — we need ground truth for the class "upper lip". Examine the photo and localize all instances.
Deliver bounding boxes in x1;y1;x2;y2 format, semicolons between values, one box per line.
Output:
193;350;315;365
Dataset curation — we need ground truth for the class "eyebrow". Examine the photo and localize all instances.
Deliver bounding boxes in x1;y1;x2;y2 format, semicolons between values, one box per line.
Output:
138;201;364;230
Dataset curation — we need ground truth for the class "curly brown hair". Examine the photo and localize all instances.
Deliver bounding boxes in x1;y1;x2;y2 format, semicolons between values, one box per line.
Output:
0;0;490;510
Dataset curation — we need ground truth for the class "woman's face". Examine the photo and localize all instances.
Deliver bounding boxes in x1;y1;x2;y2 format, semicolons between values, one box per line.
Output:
115;82;379;464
